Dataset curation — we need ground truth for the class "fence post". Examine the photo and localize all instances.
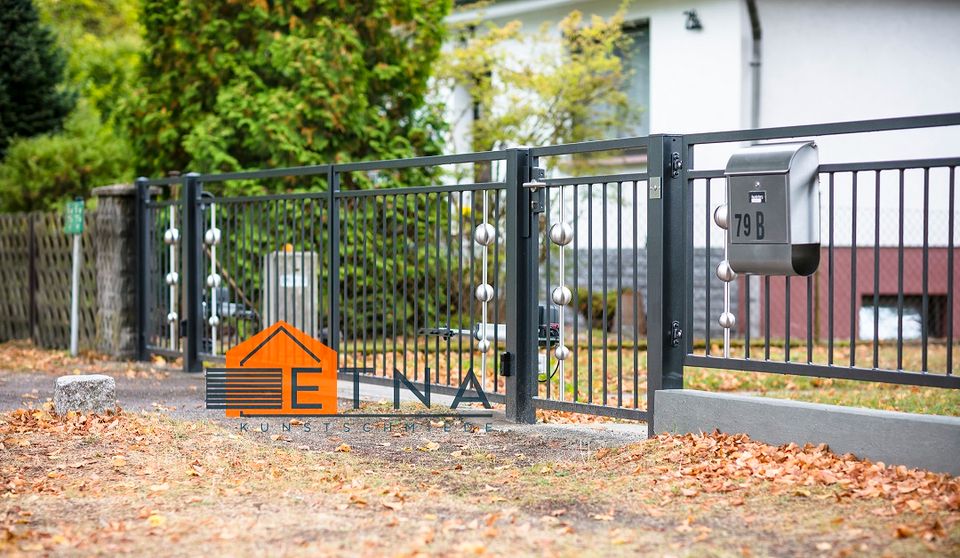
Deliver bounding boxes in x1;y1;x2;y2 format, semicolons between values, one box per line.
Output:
505;148;538;423
135;177;150;361
327;166;341;360
646;134;690;436
183;172;203;372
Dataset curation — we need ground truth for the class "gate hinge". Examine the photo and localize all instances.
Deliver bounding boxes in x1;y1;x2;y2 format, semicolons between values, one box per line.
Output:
670;153;683;178
670;320;683;347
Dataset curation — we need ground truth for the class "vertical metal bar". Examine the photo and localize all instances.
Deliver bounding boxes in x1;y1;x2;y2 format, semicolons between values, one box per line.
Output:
435;192;442;384
444;193;452;386
632;180;639;408
897;169;904;370
301;199;306;336
135;177;151;361
922;168;930;372
587;182;594;404
402;195;410;375
361;196;369;374
806;276;813;363
183;173;203;372
850;172;858;368
785;277;791;362
275;200;281;331
873;170;881;369
573;184;580;403
391;195;400;376
647;135;687;435
413;194;420;380
828;172;835;365
505;149;537;423
468;191;475;375
327;167;341;360
602;182;608;406
947;166;955;376
545;184;552;400
764;276;770;360
493;190;502;392
457;191;465;385
374;196;392;376
705;179;711;356
745;276;751;359
352;197;359;370
617;181;623;406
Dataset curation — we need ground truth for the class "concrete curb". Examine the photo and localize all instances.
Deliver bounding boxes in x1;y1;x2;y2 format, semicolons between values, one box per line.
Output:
653;389;960;476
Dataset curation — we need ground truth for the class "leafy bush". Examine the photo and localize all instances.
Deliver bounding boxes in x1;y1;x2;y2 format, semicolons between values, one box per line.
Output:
127;0;451;180
0;102;132;212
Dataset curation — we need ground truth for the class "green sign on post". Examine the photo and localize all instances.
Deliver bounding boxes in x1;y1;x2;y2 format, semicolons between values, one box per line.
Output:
64;200;85;235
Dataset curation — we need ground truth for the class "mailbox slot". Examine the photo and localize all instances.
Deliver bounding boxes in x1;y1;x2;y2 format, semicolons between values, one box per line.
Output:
724;141;820;276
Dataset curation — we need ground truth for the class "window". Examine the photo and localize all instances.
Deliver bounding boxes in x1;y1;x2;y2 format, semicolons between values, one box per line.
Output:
616;21;650;137
858;295;948;341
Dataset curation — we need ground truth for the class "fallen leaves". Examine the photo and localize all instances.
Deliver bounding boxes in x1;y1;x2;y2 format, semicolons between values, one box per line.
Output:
596;432;960;517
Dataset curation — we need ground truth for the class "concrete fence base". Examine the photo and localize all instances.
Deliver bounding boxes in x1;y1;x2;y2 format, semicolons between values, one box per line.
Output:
654;389;960;476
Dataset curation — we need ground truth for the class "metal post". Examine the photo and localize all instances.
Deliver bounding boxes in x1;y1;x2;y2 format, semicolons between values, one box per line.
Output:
183;172;203;372
646;135;689;436
135;177;150;361
505;148;537;423
327;166;341;357
69;231;81;356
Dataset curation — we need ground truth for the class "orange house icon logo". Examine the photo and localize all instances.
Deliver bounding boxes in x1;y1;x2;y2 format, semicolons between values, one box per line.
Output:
205;321;338;417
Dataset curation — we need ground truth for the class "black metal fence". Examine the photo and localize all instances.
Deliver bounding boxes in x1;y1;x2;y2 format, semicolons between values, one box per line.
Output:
136;113;960;427
681;115;960;392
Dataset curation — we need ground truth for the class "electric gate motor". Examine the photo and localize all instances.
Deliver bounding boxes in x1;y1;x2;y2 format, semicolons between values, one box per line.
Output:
723;141;821;276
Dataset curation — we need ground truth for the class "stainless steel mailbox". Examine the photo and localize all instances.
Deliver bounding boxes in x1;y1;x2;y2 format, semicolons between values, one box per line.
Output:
723;141;820;276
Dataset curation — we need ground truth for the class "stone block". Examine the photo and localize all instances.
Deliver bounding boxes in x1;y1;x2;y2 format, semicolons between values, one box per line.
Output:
54;374;116;415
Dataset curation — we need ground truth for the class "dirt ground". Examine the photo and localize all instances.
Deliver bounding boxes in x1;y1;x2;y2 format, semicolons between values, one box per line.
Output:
1;345;958;556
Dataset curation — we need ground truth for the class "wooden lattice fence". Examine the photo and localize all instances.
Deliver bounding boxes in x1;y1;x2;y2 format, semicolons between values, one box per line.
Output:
0;211;98;349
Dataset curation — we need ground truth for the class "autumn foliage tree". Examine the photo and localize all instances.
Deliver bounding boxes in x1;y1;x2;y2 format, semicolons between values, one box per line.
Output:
435;6;639;158
127;0;451;182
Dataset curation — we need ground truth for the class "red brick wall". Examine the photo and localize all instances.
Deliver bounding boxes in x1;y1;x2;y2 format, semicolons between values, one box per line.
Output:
738;247;958;341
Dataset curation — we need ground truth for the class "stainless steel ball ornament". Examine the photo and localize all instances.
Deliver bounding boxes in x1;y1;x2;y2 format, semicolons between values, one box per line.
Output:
719;312;736;329
206;273;221;289
208;315;220;327
551;286;572;306
713;204;729;230
473;223;496;246
474;283;495;303
548;223;574;246
167;311;178;323
204;227;221;246
477;339;491;353
716;259;737;282
554;345;570;361
163;228;180;244
165;272;179;286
